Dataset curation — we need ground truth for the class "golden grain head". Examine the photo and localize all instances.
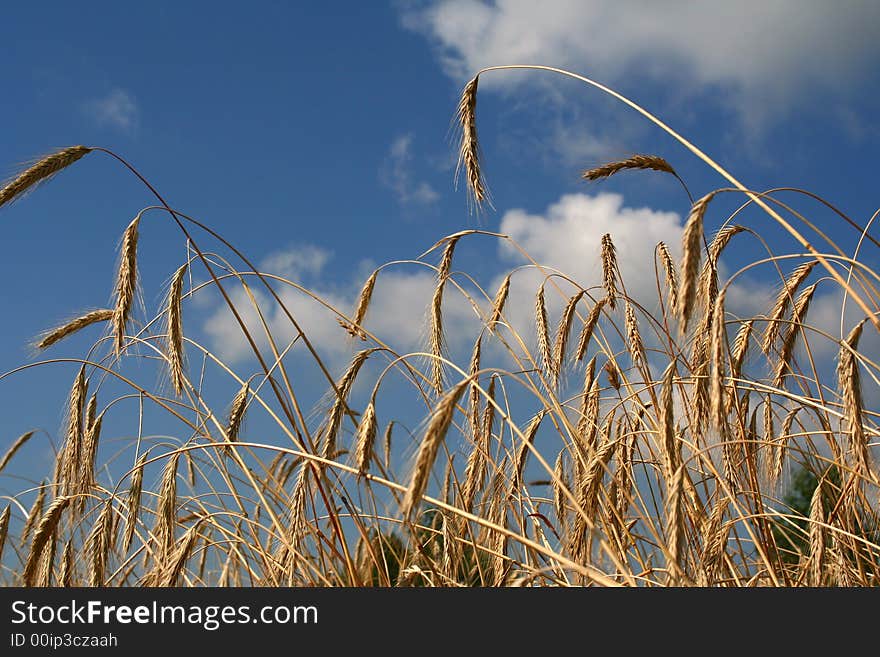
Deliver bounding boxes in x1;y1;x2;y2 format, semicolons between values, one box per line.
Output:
582;154;676;182
0;146;92;210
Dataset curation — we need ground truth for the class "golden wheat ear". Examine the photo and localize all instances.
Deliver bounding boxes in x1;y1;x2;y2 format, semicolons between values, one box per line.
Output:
111;217;141;356
0;146;92;209
455;76;492;213
582;154;676;181
34;309;113;351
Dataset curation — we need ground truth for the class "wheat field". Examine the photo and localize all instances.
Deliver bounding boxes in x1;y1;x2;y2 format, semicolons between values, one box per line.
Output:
1;65;878;587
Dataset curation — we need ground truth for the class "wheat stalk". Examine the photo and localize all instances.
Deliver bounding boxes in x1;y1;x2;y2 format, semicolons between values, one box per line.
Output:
730;318;755;378
354;398;378;474
35;309;113;350
455;76;489;211
123;453;147;553
402;378;469;523
340;269;379;340
513;412;544;489
773;282;817;389
573;297;606;362
155;451;180;558
582;154;676;181
225;379;250;445
807;478;826;586
111;217;140;355
59;540;74;587
552;290;585;385
762;260;817;355
600;233;619;310
20;484;47;547
677;192;714;330
488;273;511;330
0;146;92;209
837;319;870;477
535;286;553;381
165;264;187;395
320;348;374;462
23;495;71;586
0;430;35;474
657;241;678;313
0;505;10;566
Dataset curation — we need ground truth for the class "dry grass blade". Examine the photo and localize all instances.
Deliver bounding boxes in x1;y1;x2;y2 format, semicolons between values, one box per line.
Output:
112;217;140;355
837;319;870;476
35;309;113;350
340;269;379;340
573;298;606;363
657;242;678;312
354;399;378;474
23;495;71;586
455;76;489;211
402;378;469;523
0;430;35;475
600;233;618;310
762;260;817;355
582;154;676;182
165;264;187;395
677;192;713;330
0;146;92;209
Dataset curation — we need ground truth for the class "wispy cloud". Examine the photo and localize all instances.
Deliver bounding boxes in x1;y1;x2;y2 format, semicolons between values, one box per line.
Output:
380;133;441;206
83;89;139;133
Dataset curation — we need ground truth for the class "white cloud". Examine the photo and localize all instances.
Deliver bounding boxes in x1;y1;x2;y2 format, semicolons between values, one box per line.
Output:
202;249;477;368
404;0;880;121
260;244;330;281
84;89;139;132
499;192;682;301
380;133;441;206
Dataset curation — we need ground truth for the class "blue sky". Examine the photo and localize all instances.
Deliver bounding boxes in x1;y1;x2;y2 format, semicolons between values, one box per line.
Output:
2;1;880;485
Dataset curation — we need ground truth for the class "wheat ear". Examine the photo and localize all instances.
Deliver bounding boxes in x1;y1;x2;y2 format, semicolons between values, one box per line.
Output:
35;309;113;350
582;154;676;181
23;495;71;586
0;146;92;209
112;217;140;355
402;378;469;523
